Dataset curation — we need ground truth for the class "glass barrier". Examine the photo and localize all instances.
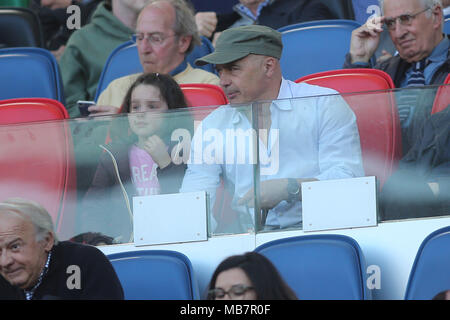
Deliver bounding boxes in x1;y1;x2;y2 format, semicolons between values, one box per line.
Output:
0;85;448;245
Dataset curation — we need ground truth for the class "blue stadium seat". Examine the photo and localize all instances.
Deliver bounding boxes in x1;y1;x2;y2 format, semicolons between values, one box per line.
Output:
108;250;200;300
0;7;43;48
0;47;64;103
255;234;371;300
278;19;365;81
94;36;216;101
405;226;450;300
445;15;450;35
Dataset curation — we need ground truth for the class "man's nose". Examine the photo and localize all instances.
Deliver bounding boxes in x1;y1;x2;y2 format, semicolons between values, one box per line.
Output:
219;72;231;88
392;20;408;39
0;250;13;269
138;40;152;54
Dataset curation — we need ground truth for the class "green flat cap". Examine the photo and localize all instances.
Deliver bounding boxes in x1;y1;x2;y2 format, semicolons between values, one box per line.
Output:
195;25;283;66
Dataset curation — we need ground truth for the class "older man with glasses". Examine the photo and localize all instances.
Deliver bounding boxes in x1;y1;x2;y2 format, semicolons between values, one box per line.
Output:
92;0;219;116
344;0;449;153
346;0;448;86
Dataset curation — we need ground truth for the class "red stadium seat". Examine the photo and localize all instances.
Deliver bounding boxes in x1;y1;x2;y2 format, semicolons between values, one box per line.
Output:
179;84;236;230
180;83;228;121
0;98;76;239
431;74;450;114
296;69;401;188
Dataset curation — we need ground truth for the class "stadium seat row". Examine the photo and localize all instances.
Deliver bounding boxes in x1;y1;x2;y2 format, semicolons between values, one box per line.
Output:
106;226;450;300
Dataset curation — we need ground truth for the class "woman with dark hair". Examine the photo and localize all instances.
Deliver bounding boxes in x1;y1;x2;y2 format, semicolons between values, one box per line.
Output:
80;73;193;242
207;252;298;300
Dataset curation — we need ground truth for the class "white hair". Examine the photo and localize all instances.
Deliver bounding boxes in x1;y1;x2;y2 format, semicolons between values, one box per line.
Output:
380;0;442;15
0;198;59;245
379;0;443;30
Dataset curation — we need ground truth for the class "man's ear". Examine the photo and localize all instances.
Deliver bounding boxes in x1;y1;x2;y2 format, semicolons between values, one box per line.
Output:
42;232;55;252
432;4;443;30
178;35;192;54
263;57;277;76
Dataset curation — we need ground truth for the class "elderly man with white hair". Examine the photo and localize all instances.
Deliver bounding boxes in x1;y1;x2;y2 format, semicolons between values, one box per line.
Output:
345;0;449;153
346;0;448;86
0;198;123;300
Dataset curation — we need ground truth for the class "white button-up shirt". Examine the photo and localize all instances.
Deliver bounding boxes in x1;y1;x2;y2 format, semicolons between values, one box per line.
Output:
180;78;364;229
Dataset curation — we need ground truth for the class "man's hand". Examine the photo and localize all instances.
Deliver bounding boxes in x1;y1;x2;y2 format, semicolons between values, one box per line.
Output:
350;16;385;64
142;135;172;169
195;12;218;38
238;178;318;209
376;49;393;64
238;178;289;209
51;45;65;62
87;105;120;117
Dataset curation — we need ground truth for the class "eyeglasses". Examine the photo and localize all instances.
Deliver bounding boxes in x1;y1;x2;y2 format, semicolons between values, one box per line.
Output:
131;32;177;46
208;284;254;299
384;7;430;30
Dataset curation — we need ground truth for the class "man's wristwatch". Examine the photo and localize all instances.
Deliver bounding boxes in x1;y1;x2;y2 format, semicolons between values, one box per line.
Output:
287;178;300;202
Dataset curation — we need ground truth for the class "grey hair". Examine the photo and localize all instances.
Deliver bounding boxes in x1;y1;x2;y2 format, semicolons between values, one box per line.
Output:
142;0;201;55
379;0;443;31
379;0;442;16
0;198;59;245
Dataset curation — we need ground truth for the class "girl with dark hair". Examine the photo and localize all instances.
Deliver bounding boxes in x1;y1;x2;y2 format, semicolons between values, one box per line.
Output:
207;252;298;300
80;73;193;242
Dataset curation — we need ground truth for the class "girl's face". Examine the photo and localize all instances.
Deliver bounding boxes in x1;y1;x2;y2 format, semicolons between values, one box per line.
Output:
128;84;169;138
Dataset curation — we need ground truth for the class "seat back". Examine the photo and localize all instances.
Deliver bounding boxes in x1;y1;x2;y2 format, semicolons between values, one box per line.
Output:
431;74;450;114
180;83;228;121
0;98;76;239
405;226;450;300
94;37;216;100
296;68;401;188
0;47;64;103
278;20;363;81
108;250;199;300
0;7;43;48
255;234;370;300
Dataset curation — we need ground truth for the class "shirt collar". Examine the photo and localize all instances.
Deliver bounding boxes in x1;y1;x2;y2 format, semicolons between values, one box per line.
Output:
427;36;449;63
273;78;294;111
234;0;271;20
169;59;188;76
24;250;52;300
231;77;292;124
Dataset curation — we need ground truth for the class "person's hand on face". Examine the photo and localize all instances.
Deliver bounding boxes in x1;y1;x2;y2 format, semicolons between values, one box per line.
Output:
141;135;172;169
350;15;385;63
195;12;218;38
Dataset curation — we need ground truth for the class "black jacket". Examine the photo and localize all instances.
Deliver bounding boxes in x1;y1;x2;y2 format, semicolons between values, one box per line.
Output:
344;35;450;87
216;0;336;32
380;106;450;220
0;241;123;300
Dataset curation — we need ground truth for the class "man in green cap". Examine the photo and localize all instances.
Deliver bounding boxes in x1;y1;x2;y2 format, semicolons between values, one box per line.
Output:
180;25;364;232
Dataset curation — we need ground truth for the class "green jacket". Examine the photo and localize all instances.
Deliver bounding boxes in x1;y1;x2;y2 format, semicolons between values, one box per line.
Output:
59;2;134;118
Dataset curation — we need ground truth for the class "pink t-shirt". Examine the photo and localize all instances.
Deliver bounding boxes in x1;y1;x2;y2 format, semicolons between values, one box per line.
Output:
128;145;161;196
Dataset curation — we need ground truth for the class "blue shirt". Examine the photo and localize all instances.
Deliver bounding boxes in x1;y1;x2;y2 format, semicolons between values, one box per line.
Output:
400;36;450;87
234;0;271;21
